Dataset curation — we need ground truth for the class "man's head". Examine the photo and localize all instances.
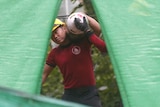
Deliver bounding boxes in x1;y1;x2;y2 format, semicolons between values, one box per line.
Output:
52;18;65;31
51;19;68;45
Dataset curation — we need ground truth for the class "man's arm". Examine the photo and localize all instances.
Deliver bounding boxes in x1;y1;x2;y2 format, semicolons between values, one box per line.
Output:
74;16;107;53
88;34;107;53
87;15;101;37
42;64;53;84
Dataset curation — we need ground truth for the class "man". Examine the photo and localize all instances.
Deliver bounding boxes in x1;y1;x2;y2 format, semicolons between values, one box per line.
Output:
42;14;107;107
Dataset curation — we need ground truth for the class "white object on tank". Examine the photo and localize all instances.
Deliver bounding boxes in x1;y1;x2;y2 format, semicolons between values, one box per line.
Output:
66;12;88;35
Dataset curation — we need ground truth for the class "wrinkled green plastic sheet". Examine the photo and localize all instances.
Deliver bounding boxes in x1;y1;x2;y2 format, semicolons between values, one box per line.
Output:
0;1;89;106
0;0;62;94
92;0;160;107
0;86;88;107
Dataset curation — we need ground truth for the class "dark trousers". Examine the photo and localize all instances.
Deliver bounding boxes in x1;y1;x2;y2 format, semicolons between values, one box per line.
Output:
62;86;102;107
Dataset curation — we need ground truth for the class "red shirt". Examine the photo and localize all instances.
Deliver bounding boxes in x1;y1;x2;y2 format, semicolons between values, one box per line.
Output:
46;34;106;89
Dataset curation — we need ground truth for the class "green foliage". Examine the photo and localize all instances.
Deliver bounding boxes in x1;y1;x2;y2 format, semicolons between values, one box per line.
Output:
91;46;122;107
41;66;63;99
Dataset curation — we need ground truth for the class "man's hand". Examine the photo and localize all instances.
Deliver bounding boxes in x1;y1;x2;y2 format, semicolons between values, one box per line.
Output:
74;16;93;37
74;17;89;32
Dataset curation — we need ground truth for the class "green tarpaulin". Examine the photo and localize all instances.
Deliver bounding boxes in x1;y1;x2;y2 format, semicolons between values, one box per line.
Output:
0;86;87;107
0;0;88;106
92;0;160;107
0;0;62;94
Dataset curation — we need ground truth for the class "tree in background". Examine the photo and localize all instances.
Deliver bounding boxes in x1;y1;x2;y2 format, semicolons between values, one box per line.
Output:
41;0;123;107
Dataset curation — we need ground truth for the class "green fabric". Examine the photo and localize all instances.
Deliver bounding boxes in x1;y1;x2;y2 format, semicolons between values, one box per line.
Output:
0;86;88;107
0;0;61;94
92;0;160;107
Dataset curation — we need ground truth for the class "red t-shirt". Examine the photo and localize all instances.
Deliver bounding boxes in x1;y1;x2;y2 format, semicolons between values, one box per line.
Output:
46;34;106;89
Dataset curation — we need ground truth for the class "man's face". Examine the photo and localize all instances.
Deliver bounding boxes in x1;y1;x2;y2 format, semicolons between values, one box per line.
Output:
51;26;66;44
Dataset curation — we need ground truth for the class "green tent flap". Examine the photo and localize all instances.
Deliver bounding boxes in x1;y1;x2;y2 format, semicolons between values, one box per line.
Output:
92;0;160;107
0;0;62;94
0;1;89;106
0;86;88;107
